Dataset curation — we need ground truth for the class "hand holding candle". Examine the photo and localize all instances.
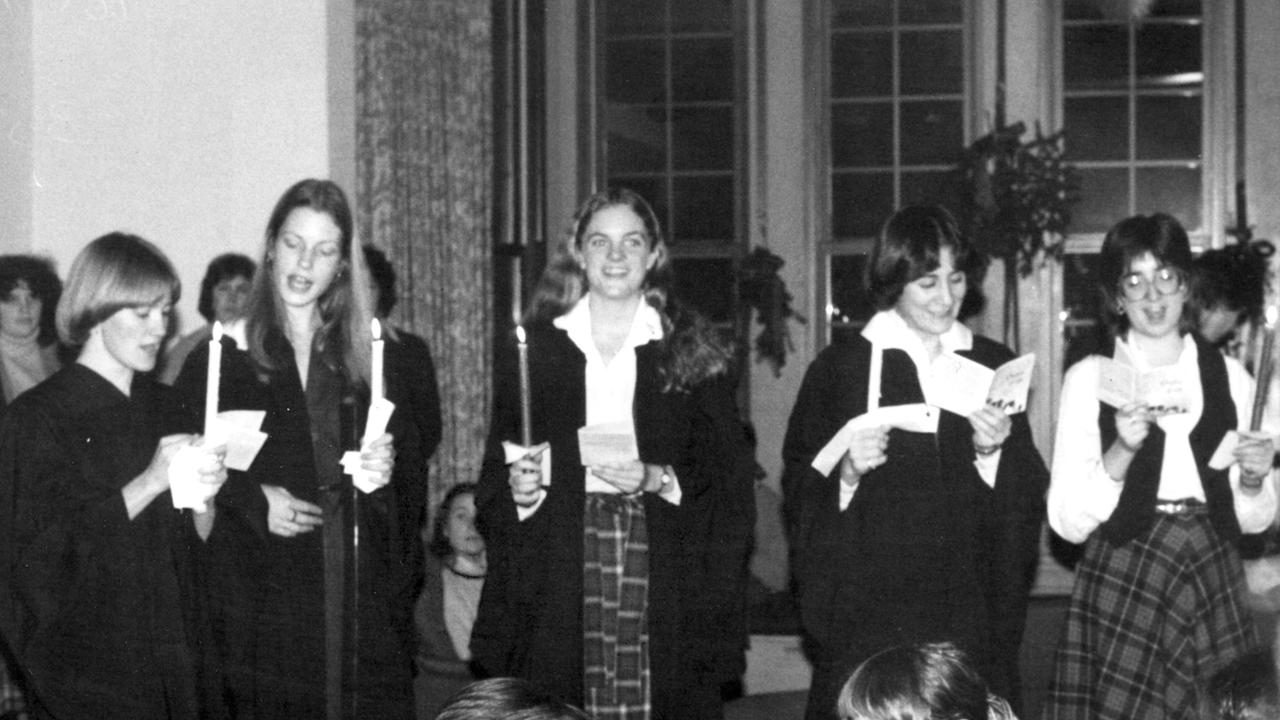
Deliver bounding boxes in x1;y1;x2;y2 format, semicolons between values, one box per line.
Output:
205;321;223;437
516;325;532;447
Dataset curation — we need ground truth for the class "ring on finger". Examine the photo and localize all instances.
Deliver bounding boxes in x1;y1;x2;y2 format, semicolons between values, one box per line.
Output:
291;508;298;523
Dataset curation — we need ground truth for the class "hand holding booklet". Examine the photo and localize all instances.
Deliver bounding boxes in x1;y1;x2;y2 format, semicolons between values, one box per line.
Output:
810;404;938;476
1095;358;1189;416
929;352;1036;417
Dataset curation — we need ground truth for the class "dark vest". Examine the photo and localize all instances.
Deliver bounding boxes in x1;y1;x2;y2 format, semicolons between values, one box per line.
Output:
1097;334;1239;545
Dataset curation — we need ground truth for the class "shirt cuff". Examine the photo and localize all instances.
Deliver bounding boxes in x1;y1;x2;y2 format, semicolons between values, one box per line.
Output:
516;489;547;521
973;449;1001;488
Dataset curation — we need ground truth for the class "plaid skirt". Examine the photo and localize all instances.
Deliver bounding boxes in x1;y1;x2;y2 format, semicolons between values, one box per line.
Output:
583;493;651;720
1045;514;1257;720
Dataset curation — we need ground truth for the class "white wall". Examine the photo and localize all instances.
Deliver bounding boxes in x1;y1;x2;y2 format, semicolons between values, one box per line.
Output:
0;0;354;337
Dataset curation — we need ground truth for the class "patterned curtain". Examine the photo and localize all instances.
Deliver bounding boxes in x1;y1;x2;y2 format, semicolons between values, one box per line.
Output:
355;0;492;520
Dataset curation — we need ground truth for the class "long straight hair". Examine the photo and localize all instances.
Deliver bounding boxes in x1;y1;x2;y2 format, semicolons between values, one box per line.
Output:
245;179;374;389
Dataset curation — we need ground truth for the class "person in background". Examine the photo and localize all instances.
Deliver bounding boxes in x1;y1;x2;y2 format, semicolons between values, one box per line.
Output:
159;253;255;385
433;678;590;720
0;233;227;720
0;255;64;409
836;642;1017;720
171;179;419;718
0;255;64;720
783;206;1047;720
416;483;485;717
1045;213;1276;718
472;187;748;719
362;244;443;600
1191;243;1269;355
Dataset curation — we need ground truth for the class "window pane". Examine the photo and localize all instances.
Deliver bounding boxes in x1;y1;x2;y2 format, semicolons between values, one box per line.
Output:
831;0;892;28
1073;168;1129;233
901;170;961;218
672;106;734;171
671;0;732;32
672;175;735;242
1135;94;1201;160
607;39;665;103
1063;26;1128;91
1136;23;1201;87
830;254;876;324
673;38;734;102
833;172;894;239
1148;0;1201;20
671;257;735;322
606;0;665;35
606;105;667;173
832;102;893;167
1061;253;1107;370
1064;96;1129;161
901;30;963;95
610;176;670;234
1135;166;1201;231
900;100;963;165
832;32;892;98
899;0;963;25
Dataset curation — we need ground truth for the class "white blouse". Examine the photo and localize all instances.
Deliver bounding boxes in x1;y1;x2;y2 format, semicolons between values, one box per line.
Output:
1048;333;1277;543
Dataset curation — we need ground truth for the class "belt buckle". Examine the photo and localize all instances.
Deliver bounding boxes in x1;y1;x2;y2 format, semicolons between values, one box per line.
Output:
1155;498;1205;516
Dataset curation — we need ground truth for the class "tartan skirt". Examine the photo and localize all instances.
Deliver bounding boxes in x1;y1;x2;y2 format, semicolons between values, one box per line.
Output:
1045;514;1257;720
583;493;651;720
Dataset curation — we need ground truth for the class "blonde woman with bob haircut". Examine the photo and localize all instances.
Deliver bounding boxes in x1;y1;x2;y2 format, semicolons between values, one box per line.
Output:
0;232;228;720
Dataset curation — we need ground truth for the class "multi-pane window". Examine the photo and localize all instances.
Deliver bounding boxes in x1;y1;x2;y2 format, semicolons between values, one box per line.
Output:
826;0;968;343
1059;0;1208;368
601;0;742;324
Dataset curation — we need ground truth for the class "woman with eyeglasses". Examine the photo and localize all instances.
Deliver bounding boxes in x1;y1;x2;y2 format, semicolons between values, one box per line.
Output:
1045;213;1277;719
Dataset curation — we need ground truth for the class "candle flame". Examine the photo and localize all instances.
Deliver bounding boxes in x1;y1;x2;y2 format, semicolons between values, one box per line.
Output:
1268;306;1279;329
211;320;224;342
371;318;381;340
516;325;526;344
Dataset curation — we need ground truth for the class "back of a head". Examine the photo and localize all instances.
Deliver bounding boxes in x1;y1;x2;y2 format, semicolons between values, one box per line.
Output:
434;678;590;720
837;643;990;720
1206;648;1280;720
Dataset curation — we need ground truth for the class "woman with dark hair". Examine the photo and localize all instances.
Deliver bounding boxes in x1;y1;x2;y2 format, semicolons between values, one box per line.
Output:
0;233;226;720
416;483;485;717
1191;243;1269;352
160;253;255;385
472;187;750;719
1045;214;1275;718
836;642;1016;720
782;205;1047;720
434;678;590;720
171;179;420;718
0;255;64;408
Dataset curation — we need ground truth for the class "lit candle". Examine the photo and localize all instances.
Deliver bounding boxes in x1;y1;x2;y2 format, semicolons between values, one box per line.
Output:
371;318;384;401
516;325;532;447
205;321;223;437
1250;305;1278;431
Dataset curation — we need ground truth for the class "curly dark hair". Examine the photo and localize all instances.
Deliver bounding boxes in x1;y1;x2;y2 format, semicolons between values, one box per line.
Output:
0;254;62;346
196;253;256;323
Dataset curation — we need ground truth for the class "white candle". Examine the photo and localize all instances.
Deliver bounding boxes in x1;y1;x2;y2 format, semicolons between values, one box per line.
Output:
205;321;223;437
1251;305;1279;431
516;325;532;447
371;318;384;400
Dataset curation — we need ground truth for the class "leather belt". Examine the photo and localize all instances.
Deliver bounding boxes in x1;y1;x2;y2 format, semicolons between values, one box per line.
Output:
1154;498;1208;516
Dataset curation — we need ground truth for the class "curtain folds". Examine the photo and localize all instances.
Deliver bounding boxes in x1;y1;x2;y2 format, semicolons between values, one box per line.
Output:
355;0;492;518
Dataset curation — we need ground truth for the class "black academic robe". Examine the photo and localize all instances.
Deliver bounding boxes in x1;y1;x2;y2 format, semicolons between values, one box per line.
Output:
782;333;1047;713
171;338;422;720
0;365;219;720
471;322;750;719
